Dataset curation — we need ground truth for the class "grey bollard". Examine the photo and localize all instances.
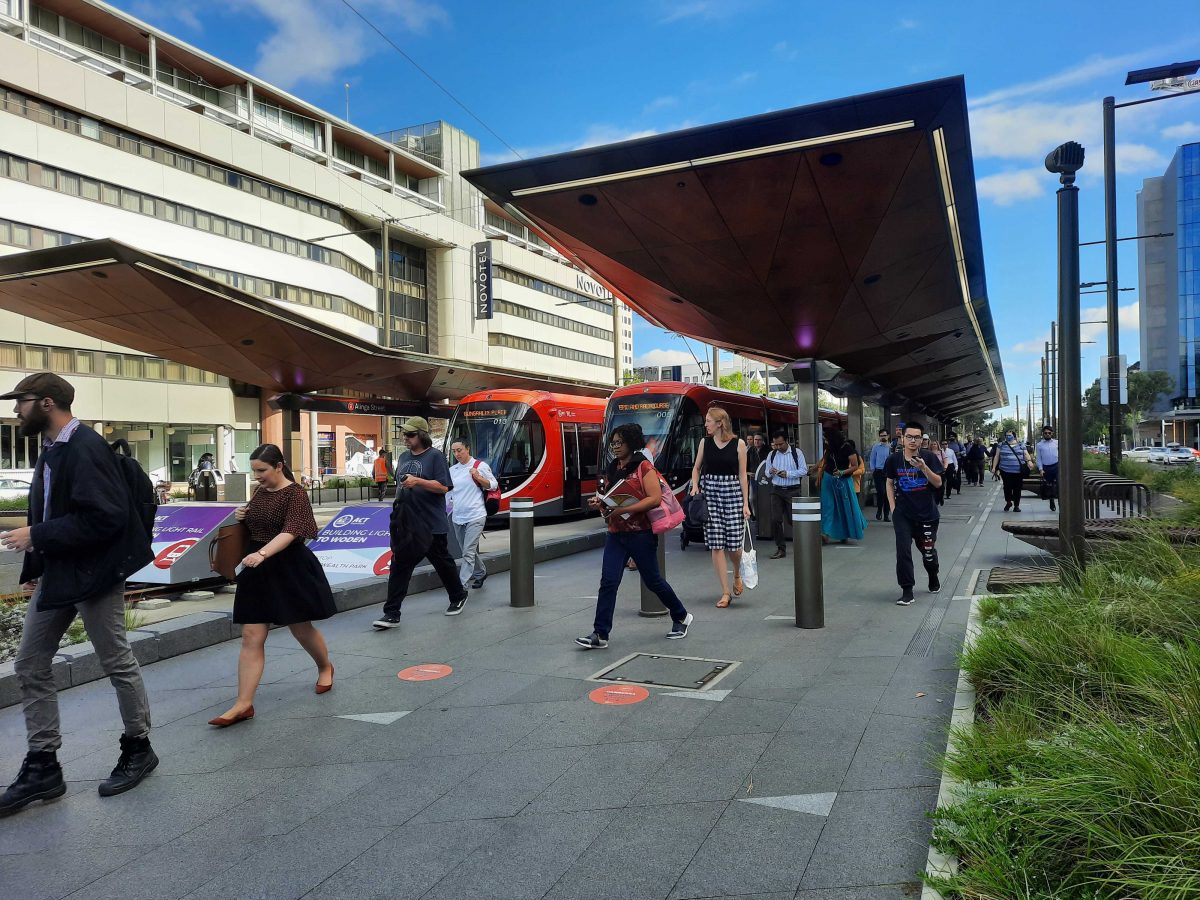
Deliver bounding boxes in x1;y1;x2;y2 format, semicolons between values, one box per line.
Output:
638;533;669;617
791;498;824;629
509;497;535;607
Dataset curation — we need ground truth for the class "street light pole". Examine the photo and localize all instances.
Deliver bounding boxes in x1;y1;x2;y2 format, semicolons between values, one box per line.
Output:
1103;96;1122;472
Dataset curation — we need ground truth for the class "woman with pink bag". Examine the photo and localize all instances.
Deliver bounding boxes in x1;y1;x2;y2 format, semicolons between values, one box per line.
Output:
574;423;693;650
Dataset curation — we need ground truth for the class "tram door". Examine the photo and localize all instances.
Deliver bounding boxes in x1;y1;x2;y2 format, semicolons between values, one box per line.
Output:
562;423;583;512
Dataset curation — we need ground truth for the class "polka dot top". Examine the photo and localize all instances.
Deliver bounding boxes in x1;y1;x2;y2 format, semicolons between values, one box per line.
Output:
244;483;318;543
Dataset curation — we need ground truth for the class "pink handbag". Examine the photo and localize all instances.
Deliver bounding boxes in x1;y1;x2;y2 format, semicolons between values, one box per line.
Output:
648;477;686;534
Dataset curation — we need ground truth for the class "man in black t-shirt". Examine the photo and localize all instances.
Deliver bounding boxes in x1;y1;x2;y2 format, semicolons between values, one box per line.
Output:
883;420;944;606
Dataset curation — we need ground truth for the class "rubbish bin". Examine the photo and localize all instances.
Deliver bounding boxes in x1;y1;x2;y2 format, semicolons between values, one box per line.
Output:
196;470;218;502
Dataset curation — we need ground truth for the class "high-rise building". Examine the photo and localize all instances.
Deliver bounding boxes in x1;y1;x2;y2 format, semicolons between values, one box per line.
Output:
0;0;632;478
1137;140;1200;443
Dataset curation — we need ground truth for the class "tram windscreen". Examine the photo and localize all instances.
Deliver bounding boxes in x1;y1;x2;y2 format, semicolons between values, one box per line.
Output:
446;401;545;489
603;394;680;464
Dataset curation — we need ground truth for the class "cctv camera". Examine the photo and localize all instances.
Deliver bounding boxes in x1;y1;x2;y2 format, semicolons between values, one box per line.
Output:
1045;141;1085;183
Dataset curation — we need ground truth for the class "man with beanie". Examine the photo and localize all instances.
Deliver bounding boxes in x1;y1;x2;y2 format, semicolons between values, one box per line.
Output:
0;373;156;817
373;416;468;628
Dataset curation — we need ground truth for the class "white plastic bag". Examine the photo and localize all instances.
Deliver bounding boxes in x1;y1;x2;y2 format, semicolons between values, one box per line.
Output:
739;522;758;590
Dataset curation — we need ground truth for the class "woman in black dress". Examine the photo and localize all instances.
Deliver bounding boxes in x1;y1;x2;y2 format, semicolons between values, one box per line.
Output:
209;444;336;727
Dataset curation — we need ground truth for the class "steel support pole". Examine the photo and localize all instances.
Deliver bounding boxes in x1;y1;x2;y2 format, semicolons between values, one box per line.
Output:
1050;323;1058;432
509;497;535;607
1056;175;1086;568
792;498;823;628
638;533;668;616
1041;356;1049;427
1103;96;1121;472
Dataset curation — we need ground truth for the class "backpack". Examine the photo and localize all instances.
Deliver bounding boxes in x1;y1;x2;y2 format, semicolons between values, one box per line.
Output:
473;459;501;516
113;452;157;539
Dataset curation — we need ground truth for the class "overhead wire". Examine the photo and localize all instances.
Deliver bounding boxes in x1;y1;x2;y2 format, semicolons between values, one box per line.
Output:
338;0;524;161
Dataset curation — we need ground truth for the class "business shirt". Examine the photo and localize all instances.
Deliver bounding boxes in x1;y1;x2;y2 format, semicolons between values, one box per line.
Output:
766;447;807;487
1035;438;1059;469
41;417;83;523
867;441;891;472
943;447;957;469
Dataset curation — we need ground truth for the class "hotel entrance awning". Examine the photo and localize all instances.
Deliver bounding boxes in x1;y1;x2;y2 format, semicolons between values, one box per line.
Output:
0;240;612;402
464;76;1006;418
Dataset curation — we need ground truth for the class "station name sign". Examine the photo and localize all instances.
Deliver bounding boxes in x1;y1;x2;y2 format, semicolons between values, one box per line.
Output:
474;241;493;320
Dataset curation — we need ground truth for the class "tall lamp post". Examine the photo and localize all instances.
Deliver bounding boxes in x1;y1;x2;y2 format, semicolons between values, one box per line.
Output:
1047;141;1086;568
1103;58;1200;472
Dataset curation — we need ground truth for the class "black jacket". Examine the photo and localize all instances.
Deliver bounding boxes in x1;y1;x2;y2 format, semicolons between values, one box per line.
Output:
20;425;154;609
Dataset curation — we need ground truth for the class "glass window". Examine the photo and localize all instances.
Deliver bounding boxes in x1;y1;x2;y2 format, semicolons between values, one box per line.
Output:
144;358;163;380
0;342;22;368
166;362;184;381
104;354;121;376
101;184;119;205
25;346;47;370
75;351;93;374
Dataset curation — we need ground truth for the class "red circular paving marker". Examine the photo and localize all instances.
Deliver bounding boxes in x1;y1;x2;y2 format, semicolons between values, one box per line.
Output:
589;684;649;705
397;663;453;682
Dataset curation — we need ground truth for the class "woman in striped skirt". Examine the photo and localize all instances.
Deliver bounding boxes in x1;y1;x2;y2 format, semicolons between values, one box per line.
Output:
690;406;750;608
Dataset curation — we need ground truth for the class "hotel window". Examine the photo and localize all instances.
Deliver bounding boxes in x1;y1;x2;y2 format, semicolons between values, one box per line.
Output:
25;347;47;370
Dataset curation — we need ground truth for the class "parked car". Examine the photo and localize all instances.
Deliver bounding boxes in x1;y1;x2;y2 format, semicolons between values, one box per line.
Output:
1162;445;1195;465
1125;446;1171;464
0;477;32;501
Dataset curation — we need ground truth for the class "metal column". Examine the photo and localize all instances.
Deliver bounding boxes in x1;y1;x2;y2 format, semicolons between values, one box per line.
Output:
1103;96;1122;471
509;497;535;607
638;535;668;616
792;498;823;628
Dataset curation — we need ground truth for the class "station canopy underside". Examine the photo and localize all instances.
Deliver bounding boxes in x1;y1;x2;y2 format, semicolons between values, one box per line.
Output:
465;76;1007;419
0;240;612;405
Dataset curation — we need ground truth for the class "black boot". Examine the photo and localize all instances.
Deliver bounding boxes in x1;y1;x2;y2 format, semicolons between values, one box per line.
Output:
0;750;66;817
98;734;158;797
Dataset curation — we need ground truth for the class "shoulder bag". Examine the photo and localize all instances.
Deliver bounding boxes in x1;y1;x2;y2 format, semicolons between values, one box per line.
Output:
472;459;501;516
1008;442;1031;479
209;522;249;581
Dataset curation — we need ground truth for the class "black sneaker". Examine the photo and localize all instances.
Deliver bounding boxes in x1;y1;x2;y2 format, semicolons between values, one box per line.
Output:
1003;502;1012;512
929;576;941;594
372;615;401;629
0;751;65;818
574;632;609;650
895;593;915;606
98;735;158;797
445;594;468;616
667;612;694;640
471;573;488;589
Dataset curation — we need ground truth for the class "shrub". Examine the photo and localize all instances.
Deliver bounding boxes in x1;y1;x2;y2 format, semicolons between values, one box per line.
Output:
0;498;28;511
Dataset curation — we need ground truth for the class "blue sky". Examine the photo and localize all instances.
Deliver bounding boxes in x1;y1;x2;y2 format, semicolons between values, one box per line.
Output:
115;0;1200;417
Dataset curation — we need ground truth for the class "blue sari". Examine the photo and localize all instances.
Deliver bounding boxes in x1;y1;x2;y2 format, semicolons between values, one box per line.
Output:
821;471;867;541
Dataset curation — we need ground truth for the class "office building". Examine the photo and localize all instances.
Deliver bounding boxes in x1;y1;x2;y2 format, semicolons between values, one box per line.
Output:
0;0;632;479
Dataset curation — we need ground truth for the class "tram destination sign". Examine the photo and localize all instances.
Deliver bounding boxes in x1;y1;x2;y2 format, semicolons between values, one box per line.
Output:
473;241;493;320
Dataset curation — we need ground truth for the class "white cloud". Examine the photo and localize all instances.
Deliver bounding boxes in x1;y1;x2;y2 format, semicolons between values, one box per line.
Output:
130;3;203;31
897;18;918;30
976;168;1045;206
478;124;662;166
659;0;751;23
772;41;799;62
642;95;678;115
1009;302;1138;355
229;0;449;89
635;349;696;367
969;100;1096;160
1111;142;1167;174
731;71;757;87
1163;121;1200;140
970;52;1146;109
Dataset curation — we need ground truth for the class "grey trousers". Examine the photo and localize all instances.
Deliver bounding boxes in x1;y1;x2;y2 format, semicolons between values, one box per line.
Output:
15;581;151;752
452;517;487;584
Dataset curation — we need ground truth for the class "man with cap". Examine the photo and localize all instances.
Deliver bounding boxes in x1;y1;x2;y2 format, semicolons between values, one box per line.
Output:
0;373;157;817
373;416;469;628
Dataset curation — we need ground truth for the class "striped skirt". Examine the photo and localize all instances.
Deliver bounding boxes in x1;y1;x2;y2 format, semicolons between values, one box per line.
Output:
701;473;745;552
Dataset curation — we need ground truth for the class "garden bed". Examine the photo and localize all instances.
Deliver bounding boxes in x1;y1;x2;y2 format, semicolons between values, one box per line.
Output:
1;593;142;664
924;528;1200;897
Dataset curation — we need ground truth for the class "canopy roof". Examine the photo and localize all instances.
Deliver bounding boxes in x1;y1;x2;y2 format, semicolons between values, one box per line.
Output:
0;240;612;402
465;76;1006;418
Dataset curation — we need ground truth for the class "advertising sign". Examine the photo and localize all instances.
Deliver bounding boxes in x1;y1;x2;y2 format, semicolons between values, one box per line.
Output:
473;241;493;320
128;503;239;585
309;505;394;584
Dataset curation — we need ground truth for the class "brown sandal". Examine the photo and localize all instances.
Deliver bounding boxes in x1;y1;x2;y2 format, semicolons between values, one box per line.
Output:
733;577;744;596
716;593;732;608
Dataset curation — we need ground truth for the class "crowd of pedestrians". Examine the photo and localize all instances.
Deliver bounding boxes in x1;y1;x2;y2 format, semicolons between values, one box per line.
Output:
1;370;1068;821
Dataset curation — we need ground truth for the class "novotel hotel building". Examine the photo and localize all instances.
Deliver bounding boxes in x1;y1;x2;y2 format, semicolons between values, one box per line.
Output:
0;0;632;480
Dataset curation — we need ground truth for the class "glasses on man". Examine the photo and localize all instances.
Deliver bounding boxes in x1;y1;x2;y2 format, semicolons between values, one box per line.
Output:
402;431;418;438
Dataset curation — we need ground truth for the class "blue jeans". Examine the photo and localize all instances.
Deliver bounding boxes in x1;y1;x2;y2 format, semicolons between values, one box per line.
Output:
594;531;687;639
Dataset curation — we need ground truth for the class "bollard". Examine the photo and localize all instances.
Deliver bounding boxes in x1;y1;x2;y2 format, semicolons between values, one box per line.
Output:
509;497;535;607
792;498;824;629
638;533;669;617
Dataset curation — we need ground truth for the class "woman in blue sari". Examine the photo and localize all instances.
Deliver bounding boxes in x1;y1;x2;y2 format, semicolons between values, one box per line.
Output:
818;430;867;543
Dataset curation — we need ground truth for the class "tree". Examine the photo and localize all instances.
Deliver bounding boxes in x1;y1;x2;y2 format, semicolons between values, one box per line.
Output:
718;372;764;395
997;417;1021;439
958;411;994;438
1080;379;1107;443
1125;370;1172;440
621;370;647;386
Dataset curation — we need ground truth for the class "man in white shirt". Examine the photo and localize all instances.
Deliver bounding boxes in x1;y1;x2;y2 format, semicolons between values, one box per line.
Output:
1034;425;1059;512
765;431;808;559
448;440;498;589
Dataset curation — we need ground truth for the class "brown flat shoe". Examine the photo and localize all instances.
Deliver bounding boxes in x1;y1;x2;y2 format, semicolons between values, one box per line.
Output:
315;664;335;695
769;549;785;560
208;706;254;728
733;577;744;596
716;594;732;608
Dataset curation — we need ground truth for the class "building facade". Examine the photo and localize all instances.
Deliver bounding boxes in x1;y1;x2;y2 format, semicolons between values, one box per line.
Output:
1137;141;1200;441
0;0;632;480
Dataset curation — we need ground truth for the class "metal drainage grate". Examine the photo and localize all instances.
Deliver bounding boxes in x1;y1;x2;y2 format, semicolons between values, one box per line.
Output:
938;514;975;523
904;605;947;657
590;653;740;690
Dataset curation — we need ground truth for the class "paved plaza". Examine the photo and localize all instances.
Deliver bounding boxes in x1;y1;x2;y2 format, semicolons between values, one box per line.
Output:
0;483;1053;900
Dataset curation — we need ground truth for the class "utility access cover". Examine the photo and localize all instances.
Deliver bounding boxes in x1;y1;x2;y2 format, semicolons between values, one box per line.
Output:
591;653;739;690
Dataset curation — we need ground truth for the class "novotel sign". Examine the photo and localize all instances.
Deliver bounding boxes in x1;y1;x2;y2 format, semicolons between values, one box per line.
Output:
473;241;493;320
576;273;614;301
